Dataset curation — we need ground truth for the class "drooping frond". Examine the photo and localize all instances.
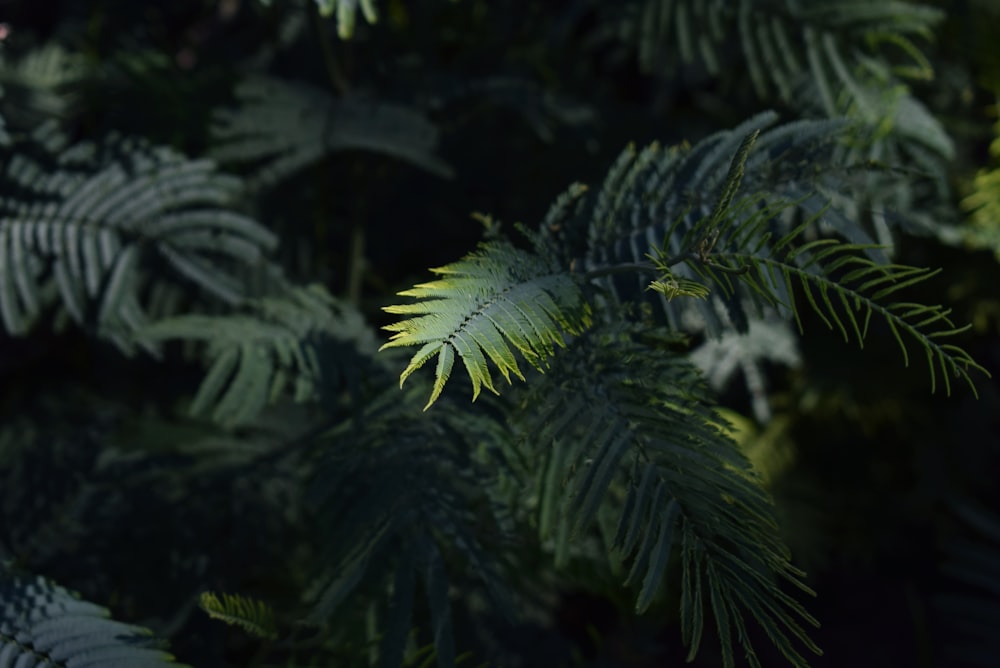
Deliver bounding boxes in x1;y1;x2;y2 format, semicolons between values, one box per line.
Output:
137;284;377;426
513;325;820;668
306;383;513;668
699;209;989;396
381;240;592;408
211;77;452;189
0;124;277;346
577;118;987;397
198;591;278;640
0;565;185;667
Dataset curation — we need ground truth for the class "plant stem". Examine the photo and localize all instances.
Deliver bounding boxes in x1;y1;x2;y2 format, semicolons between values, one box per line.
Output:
581;252;693;280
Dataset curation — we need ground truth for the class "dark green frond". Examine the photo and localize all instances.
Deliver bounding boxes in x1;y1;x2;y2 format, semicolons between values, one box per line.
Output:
609;1;949;154
0;126;276;346
137;284;376;426
579;114;874;338
514;326;820;667
306;383;513;667
211;77;451;188
706;215;989;396
382;241;592;408
0;566;185;667
198;591;278;640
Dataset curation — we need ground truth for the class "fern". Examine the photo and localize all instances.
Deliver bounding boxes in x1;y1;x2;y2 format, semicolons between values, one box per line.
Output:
137;284;377;426
515;324;821;667
305;383;513;668
382;116;987;666
0;124;276;347
199;591;278;640
699;206;987;396
0;565;185;667
599;0;953;227
211;76;452;189
381;240;592;408
387;116;985;409
0;43;90;127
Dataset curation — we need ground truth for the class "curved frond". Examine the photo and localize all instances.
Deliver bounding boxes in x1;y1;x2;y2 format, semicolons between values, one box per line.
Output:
381;241;592;408
137;284;377;426
703;212;989;396
515;325;820;668
0;566;185;667
0;125;277;346
211;77;452;189
198;591;278;640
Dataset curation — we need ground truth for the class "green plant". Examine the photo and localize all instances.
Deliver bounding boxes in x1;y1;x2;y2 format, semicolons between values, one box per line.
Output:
0;1;996;667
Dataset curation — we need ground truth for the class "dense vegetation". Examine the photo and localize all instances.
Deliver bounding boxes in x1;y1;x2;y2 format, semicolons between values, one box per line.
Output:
1;1;999;667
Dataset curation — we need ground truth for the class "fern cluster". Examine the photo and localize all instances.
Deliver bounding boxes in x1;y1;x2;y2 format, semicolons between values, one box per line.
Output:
0;1;996;667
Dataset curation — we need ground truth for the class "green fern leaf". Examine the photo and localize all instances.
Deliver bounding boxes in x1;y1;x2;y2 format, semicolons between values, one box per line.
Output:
381;241;591;408
702;212;990;396
603;0;953;227
211;77;452;189
306;382;513;667
0;126;276;345
137;284;376;426
516;326;821;668
0;566;185;667
198;591;278;640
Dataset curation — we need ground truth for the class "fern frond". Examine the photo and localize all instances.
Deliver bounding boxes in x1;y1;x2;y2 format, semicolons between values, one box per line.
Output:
704;214;989;396
581;113;881;338
211;77;451;189
306;383;513;667
0;125;277;346
515;325;820;668
599;0;953;227
0;566;185;666
137;284;376;426
199;591;278;640
0;43;90;127
613;0;948;153
381;241;592;408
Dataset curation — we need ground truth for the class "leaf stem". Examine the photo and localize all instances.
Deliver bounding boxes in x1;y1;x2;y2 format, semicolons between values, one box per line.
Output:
582;253;693;280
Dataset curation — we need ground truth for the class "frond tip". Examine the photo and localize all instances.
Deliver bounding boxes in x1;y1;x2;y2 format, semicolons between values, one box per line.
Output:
199;591;278;640
381;241;591;408
706;219;991;396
